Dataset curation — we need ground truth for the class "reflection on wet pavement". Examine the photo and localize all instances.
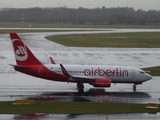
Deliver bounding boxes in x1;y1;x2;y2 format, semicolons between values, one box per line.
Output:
0;75;159;104
24;89;151;103
0;113;158;120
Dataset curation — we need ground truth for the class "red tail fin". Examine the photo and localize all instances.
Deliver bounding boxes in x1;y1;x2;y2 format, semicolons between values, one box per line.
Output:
10;33;41;65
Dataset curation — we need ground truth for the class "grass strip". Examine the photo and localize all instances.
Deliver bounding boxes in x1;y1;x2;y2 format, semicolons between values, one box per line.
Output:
0;101;160;114
46;32;160;48
143;66;160;76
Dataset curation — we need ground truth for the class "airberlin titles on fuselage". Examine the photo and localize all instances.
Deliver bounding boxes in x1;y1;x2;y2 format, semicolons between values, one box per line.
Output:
84;68;128;77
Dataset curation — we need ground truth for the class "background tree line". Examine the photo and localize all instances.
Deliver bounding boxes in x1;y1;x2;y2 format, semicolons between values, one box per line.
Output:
0;7;160;25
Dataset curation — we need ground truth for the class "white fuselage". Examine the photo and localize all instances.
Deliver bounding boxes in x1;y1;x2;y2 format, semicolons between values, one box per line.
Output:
45;64;152;83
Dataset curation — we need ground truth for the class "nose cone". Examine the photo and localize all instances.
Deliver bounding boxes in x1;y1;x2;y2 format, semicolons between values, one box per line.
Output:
146;73;152;81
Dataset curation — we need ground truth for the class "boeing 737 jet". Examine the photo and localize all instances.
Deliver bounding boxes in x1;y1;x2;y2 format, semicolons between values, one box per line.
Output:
10;33;152;92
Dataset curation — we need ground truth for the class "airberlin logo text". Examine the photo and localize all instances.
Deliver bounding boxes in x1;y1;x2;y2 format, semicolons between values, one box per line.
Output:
84;68;128;77
13;39;28;61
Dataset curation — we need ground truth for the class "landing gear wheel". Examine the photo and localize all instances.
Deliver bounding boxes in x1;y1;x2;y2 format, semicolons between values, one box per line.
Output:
133;84;136;91
77;83;84;92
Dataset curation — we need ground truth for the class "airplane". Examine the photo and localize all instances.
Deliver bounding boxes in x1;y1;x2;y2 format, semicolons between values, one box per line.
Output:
10;33;152;92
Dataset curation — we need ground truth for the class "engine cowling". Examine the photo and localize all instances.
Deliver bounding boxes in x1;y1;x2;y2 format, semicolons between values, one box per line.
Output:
94;79;111;87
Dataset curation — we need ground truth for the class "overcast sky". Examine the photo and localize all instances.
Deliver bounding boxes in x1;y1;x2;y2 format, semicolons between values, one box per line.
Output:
0;0;159;11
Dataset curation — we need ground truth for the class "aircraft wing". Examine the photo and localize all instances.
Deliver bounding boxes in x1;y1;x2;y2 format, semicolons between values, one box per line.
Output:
60;64;103;82
71;75;96;82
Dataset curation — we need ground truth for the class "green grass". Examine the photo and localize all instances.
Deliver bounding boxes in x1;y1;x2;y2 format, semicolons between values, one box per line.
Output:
46;32;160;48
143;66;160;76
0;101;160;114
0;22;22;28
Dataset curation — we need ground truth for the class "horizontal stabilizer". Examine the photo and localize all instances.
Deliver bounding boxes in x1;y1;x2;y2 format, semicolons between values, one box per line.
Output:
9;64;29;69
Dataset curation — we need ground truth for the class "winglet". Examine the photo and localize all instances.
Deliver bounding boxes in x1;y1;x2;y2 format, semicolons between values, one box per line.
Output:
49;57;56;64
60;64;70;77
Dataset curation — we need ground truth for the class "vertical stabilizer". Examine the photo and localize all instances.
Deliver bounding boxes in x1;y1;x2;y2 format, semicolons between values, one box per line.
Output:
10;33;41;65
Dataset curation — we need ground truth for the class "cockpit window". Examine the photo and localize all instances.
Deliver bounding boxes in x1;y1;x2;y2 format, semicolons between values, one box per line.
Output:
140;71;145;74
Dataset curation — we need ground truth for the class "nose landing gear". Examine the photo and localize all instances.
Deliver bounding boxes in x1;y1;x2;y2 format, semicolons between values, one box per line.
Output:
133;83;142;91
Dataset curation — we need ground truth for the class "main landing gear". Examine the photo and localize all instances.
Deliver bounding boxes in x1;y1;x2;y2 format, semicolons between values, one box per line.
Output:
77;82;84;92
133;84;136;91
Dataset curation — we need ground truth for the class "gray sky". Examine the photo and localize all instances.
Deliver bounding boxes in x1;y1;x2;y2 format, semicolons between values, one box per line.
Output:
1;0;159;11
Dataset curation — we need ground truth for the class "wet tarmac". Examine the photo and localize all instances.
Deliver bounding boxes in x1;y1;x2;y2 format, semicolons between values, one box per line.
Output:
0;74;160;104
0;29;160;119
0;113;159;120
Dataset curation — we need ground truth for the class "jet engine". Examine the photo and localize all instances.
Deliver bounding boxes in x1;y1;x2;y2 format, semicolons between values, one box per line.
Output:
93;79;111;87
